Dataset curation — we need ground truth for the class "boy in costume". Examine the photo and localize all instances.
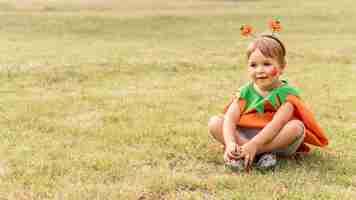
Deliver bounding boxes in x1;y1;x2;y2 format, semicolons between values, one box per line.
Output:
208;20;329;171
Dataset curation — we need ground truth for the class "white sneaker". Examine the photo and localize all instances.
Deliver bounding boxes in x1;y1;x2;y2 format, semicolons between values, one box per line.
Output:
255;153;277;170
225;159;244;171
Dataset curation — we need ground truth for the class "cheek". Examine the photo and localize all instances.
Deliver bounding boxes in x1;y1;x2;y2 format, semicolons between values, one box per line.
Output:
269;67;278;76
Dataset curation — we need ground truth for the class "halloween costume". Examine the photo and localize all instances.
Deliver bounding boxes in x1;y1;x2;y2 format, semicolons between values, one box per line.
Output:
223;80;329;153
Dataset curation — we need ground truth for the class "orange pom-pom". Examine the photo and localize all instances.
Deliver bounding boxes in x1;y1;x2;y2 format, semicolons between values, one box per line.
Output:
269;19;282;32
240;25;253;37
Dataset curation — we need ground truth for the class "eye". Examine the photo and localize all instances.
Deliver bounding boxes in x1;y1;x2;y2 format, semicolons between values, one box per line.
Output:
263;62;272;67
249;63;257;68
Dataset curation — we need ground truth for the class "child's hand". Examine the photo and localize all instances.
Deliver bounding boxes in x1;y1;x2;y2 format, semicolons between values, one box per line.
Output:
240;141;258;169
224;143;240;163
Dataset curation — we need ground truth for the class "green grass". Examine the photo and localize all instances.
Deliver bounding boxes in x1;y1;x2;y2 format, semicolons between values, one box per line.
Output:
0;0;356;199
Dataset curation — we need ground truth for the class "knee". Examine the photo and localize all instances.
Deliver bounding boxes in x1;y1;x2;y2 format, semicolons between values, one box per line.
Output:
208;116;223;134
286;120;305;137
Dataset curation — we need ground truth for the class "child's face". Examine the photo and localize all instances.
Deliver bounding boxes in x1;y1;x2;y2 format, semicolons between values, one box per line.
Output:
247;48;283;90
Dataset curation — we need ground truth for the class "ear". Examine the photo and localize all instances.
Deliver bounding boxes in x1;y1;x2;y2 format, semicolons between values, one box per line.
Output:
279;62;287;75
283;63;287;69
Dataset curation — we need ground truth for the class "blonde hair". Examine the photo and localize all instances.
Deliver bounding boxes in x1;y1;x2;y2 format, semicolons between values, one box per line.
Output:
246;35;286;67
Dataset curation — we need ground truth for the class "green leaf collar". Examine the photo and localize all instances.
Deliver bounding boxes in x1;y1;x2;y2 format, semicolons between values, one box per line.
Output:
236;80;300;113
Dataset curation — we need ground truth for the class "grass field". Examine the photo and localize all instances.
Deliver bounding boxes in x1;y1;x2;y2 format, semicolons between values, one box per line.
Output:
0;0;356;199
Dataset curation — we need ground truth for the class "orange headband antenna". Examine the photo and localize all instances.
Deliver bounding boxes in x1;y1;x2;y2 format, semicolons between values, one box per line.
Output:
240;18;286;56
240;24;255;37
240;17;283;37
268;17;282;35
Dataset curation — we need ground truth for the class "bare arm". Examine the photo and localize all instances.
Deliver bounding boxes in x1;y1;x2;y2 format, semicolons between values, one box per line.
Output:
223;99;242;148
250;102;294;148
239;102;295;168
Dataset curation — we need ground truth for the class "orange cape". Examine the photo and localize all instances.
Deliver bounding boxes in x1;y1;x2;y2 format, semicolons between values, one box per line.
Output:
224;95;329;153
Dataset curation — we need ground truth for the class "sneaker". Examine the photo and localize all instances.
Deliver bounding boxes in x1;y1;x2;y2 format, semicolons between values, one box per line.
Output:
225;159;244;172
255;153;277;170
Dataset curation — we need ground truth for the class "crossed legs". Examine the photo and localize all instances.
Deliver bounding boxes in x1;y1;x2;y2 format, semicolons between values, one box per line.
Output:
208;115;304;155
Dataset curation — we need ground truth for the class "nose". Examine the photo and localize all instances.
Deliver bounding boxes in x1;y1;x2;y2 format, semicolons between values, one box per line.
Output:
255;65;265;73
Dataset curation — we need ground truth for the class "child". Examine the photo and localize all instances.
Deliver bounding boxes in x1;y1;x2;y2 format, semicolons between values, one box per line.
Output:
208;32;329;171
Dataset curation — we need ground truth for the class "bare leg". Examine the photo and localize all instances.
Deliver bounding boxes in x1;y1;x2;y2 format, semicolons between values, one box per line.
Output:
208;116;248;146
257;120;304;154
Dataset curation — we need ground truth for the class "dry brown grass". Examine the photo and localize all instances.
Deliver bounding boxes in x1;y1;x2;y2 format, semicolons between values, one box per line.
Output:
0;0;355;199
3;0;241;17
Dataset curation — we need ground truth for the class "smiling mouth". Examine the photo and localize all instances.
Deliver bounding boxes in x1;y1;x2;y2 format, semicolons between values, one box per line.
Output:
256;77;268;80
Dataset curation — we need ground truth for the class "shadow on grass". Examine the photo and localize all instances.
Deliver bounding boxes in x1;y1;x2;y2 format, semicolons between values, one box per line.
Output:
204;146;353;178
